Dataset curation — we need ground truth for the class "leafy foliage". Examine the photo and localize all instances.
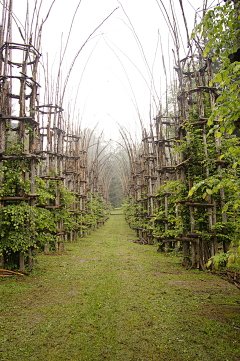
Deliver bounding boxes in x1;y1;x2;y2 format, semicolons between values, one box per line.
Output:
190;0;240;268
0;153;110;267
196;1;240;137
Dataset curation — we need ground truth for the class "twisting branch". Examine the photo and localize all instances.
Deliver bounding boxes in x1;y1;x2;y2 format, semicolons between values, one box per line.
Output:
36;0;56;51
56;0;82;105
60;7;119;107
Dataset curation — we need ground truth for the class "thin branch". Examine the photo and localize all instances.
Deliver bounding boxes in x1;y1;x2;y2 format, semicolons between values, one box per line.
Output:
60;6;119;106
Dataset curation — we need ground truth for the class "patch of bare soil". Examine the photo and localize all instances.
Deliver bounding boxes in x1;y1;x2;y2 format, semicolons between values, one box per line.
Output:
153;270;183;276
166;277;237;291
77;258;101;263
199;303;240;324
42;252;68;256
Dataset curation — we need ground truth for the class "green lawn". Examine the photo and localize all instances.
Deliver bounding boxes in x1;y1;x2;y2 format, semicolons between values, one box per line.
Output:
1;212;240;361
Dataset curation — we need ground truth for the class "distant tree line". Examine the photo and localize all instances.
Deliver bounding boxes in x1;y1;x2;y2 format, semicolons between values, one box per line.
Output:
109;176;123;208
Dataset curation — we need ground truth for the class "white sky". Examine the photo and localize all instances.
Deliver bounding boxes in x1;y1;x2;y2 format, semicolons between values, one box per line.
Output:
9;0;220;142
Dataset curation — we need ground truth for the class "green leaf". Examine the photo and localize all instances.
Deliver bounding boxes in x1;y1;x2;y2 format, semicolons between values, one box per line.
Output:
234;64;240;73
216;132;221;138
229;126;235;135
206;189;212;195
189;189;194;196
216;73;222;83
203;45;210;57
222;204;228;212
225;78;230;86
206;259;212;268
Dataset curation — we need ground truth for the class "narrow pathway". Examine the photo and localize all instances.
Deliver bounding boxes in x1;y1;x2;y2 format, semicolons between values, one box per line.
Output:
1;214;240;361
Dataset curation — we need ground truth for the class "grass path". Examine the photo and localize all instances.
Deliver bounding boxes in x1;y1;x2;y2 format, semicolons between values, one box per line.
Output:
1;213;240;361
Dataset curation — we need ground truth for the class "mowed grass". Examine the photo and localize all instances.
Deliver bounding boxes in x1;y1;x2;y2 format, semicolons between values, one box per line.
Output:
1;212;240;361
